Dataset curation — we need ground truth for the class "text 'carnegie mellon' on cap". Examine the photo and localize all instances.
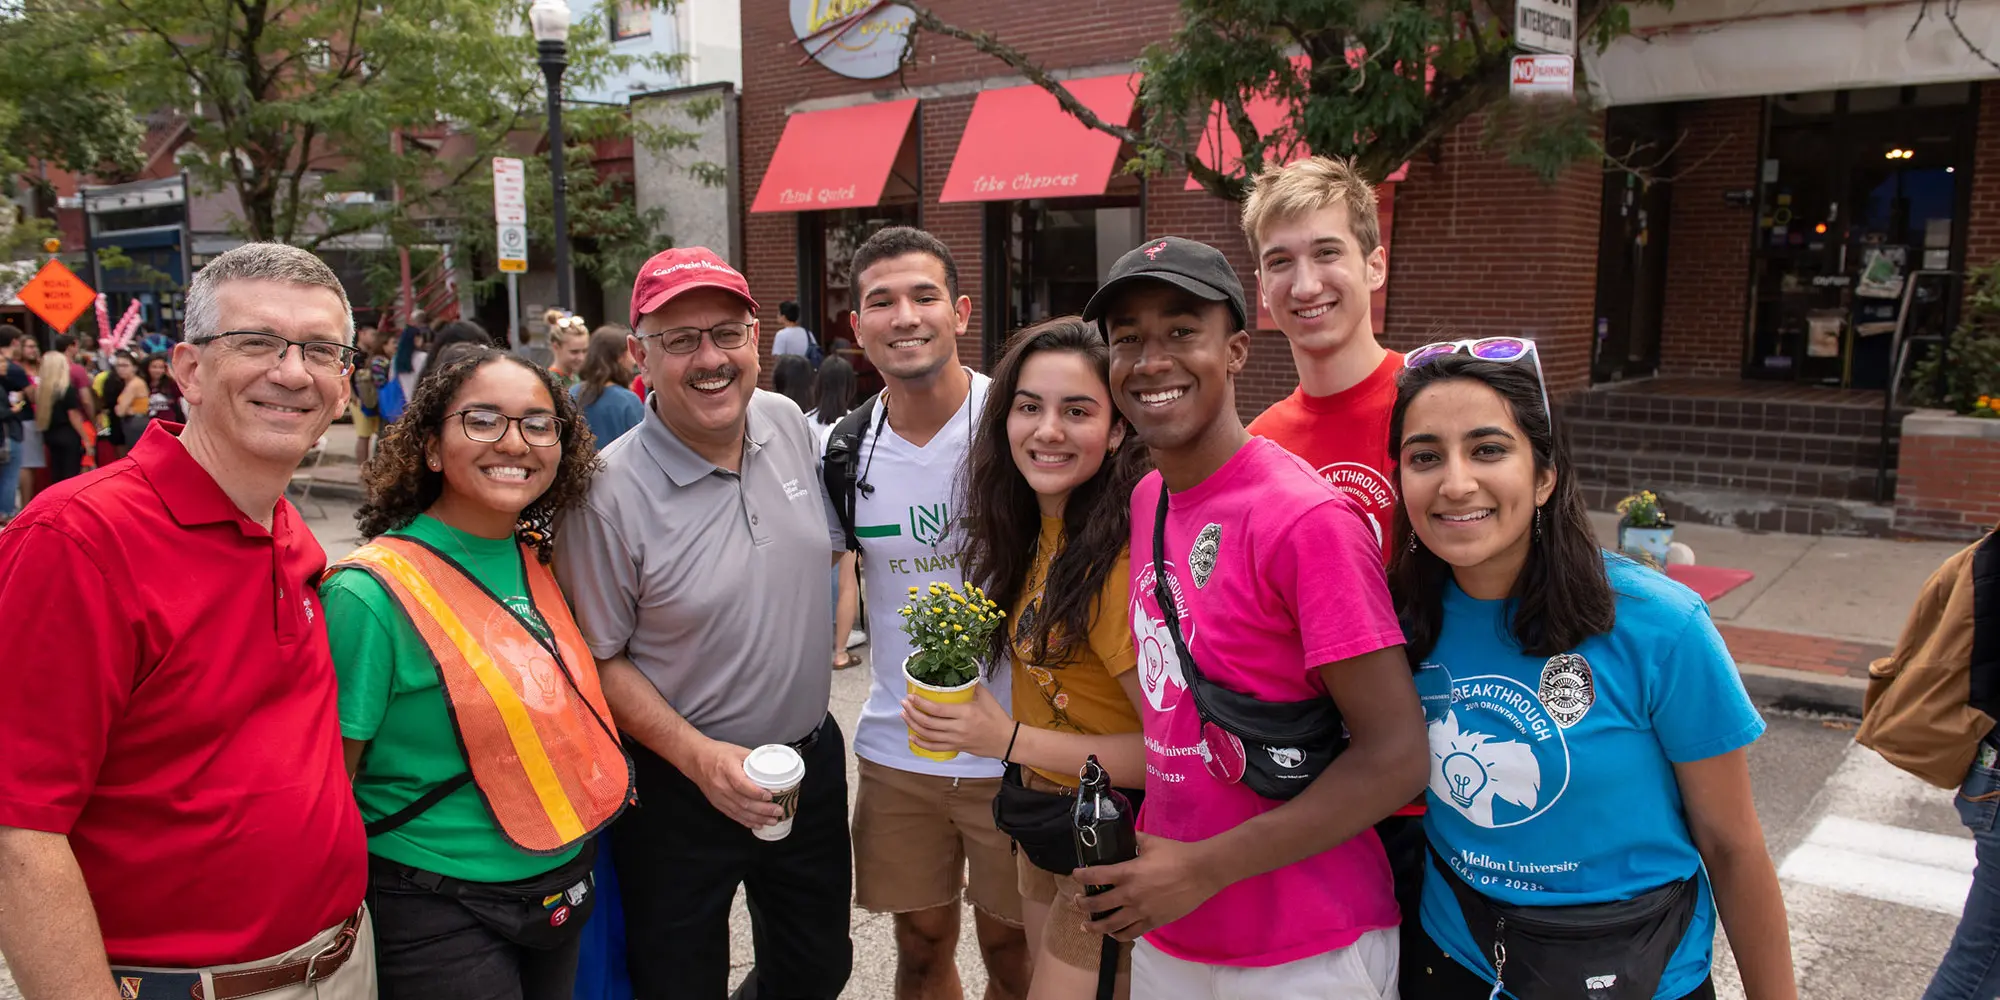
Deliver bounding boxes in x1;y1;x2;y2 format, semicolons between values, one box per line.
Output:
1079;236;1248;332
629;247;761;327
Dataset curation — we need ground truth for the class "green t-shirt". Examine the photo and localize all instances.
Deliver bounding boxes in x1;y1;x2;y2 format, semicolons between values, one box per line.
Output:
321;514;582;883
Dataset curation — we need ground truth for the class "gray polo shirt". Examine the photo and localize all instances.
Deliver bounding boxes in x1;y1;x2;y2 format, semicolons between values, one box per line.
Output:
555;389;841;748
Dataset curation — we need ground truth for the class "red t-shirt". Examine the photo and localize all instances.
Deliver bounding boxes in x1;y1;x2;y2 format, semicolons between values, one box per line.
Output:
1248;350;1404;565
1249;350;1424;819
0;423;367;966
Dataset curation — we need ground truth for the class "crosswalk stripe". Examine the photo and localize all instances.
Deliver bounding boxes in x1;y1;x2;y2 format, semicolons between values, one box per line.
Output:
1799;815;1975;875
1772;748;1976;918
1779;839;1971;916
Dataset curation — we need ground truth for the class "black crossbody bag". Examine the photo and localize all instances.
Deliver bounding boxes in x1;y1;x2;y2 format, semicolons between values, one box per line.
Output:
1428;847;1699;999
992;763;1145;874
373;840;598;951
1150;487;1347;800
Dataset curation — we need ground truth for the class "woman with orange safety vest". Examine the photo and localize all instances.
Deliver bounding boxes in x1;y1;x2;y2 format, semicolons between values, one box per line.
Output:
321;347;633;1000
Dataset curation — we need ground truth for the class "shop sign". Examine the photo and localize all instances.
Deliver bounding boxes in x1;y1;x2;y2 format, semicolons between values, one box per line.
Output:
1510;54;1575;98
792;0;915;80
1516;0;1577;56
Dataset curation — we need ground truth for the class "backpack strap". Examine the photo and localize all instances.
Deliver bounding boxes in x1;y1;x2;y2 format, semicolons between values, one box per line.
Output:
365;772;474;838
1969;529;2000;722
821;392;881;552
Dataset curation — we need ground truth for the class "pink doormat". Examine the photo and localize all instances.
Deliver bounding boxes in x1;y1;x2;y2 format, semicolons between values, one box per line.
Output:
1666;564;1756;602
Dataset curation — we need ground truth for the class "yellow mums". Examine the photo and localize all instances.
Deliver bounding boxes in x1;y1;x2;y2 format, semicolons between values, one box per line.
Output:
900;580;1006;688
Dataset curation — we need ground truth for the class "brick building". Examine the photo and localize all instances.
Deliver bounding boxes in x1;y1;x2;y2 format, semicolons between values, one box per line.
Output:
739;0;2000;537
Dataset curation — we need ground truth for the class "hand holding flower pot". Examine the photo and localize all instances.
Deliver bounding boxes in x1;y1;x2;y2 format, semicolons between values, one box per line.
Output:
899;581;1005;761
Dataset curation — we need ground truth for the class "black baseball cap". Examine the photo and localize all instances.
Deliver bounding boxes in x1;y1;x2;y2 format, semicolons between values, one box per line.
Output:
1081;236;1248;333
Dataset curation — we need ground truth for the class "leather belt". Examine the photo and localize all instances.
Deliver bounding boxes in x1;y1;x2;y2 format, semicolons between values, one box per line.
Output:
202;911;362;1000
786;714;829;755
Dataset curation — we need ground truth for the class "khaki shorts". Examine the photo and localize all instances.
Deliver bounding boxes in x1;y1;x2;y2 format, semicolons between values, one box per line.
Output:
110;905;375;1000
852;757;1022;924
349;403;381;438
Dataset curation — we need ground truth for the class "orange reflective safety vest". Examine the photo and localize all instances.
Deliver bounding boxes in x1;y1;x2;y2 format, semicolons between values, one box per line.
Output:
332;536;632;855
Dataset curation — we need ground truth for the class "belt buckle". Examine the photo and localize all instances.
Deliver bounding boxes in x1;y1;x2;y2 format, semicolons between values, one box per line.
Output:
302;921;357;984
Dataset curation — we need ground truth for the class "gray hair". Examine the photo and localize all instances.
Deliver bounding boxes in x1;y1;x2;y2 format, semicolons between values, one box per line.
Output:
183;242;355;344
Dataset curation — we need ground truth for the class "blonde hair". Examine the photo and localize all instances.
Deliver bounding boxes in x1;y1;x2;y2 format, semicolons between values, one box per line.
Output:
33;351;70;432
1240;156;1382;257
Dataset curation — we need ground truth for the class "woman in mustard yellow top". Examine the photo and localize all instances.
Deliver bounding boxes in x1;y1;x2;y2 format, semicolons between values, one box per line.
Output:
904;316;1151;999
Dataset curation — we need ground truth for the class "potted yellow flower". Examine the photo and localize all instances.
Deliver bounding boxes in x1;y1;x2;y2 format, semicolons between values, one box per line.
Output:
899;581;1005;761
1616;490;1675;564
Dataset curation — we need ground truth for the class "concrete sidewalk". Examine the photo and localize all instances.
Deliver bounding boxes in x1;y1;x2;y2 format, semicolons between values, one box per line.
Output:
1589;512;1972;713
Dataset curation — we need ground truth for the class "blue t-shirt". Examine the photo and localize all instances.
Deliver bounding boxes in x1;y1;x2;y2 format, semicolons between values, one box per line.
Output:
570;382;645;448
1415;553;1764;999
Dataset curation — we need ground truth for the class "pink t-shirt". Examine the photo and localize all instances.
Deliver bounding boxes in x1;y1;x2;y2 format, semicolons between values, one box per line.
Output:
1129;436;1405;967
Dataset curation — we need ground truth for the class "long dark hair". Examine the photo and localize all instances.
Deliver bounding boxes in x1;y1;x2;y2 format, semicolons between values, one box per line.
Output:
356;348;602;563
1386;353;1613;662
772;354;816;413
959;317;1151;674
576;324;632;408
813;355;857;423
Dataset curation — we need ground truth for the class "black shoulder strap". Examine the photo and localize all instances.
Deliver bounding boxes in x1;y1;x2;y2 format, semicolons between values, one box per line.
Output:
821;392;880;552
364;772;473;838
1151;485;1208;689
1969;529;2000;721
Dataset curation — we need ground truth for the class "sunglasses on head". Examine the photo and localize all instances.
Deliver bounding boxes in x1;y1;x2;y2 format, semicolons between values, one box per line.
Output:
1404;336;1553;427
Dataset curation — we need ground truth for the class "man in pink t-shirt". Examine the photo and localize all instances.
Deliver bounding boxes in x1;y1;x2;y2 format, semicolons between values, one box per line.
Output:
1078;236;1427;998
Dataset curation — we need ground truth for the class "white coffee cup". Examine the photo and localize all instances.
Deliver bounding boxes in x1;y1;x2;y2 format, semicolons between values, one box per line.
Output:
743;744;806;841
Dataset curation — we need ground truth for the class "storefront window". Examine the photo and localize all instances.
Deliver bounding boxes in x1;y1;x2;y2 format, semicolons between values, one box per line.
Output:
1749;84;1972;386
983;196;1142;361
798;204;921;397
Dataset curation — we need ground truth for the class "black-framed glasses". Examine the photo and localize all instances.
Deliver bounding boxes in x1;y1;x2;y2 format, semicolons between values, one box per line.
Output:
639;321;753;355
449;408;564;447
1405;336;1553;427
196;331;360;376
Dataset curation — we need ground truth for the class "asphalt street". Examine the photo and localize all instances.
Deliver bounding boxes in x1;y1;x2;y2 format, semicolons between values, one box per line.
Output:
0;499;1969;999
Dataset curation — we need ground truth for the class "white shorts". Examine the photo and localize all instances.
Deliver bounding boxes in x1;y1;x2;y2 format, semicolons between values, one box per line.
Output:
1132;926;1399;1000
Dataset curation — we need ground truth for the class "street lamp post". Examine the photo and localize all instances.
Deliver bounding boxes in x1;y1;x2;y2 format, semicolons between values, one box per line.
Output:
528;0;574;311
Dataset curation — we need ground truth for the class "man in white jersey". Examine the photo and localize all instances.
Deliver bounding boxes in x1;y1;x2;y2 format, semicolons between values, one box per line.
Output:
828;227;1027;1000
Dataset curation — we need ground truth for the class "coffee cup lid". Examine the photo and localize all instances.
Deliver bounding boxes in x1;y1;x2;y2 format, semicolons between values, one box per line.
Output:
743;743;805;788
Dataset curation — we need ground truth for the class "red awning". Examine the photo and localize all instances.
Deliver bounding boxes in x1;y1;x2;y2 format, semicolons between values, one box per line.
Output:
751;99;919;213
940;75;1139;203
1185;55;1413;189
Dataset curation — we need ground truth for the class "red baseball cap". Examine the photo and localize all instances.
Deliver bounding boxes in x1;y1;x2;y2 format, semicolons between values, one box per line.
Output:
628;247;760;327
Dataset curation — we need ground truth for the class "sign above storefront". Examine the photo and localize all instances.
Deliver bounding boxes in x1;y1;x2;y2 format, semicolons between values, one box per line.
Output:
1516;0;1577;56
792;0;916;80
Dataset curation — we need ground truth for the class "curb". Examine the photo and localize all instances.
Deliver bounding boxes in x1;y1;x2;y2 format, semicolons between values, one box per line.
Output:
1737;661;1866;717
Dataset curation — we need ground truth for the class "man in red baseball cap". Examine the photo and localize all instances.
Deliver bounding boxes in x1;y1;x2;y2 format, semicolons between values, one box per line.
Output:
555;246;854;998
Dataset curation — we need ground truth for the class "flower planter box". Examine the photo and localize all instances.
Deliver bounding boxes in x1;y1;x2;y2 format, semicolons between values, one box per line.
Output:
1617;525;1676;563
1894;409;2000;541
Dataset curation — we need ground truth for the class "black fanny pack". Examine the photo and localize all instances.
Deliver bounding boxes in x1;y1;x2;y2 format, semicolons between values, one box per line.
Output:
992;763;1145;875
371;840;598;951
1151;487;1347;800
1429;847;1699;1000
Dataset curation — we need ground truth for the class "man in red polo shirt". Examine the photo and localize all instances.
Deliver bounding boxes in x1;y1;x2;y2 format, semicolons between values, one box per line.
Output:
1240;156;1428;954
0;243;372;1000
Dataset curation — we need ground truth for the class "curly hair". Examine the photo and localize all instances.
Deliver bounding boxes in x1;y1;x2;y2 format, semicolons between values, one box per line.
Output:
355;348;603;563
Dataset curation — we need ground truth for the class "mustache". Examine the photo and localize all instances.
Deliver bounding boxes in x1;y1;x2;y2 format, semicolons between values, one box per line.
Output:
685;364;742;385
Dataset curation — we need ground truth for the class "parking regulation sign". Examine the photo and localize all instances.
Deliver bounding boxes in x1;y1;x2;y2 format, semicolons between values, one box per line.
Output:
1510;53;1576;99
497;222;528;274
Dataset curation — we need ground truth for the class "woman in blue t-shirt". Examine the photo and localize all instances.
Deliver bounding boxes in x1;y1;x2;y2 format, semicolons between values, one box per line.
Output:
1386;345;1797;1000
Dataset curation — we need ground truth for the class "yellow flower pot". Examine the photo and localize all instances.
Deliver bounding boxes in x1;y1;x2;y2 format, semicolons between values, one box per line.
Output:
904;654;978;762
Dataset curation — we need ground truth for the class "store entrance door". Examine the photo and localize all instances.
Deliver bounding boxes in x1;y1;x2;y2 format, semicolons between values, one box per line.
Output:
1748;84;1972;386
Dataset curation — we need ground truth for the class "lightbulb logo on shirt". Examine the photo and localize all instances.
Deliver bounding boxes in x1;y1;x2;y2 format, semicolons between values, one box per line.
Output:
1131;559;1192;712
487;604;568;715
1416;660;1572;828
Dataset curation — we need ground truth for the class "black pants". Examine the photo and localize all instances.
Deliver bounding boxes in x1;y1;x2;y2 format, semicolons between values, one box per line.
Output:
616;715;853;1000
1377;813;1428;935
366;855;585;1000
43;426;82;482
1402;919;1717;1000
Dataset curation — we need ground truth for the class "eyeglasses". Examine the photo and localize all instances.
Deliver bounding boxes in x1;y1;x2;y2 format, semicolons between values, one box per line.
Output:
449;408;564;447
196;331;360;376
639;321;753;355
1405;337;1553;426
